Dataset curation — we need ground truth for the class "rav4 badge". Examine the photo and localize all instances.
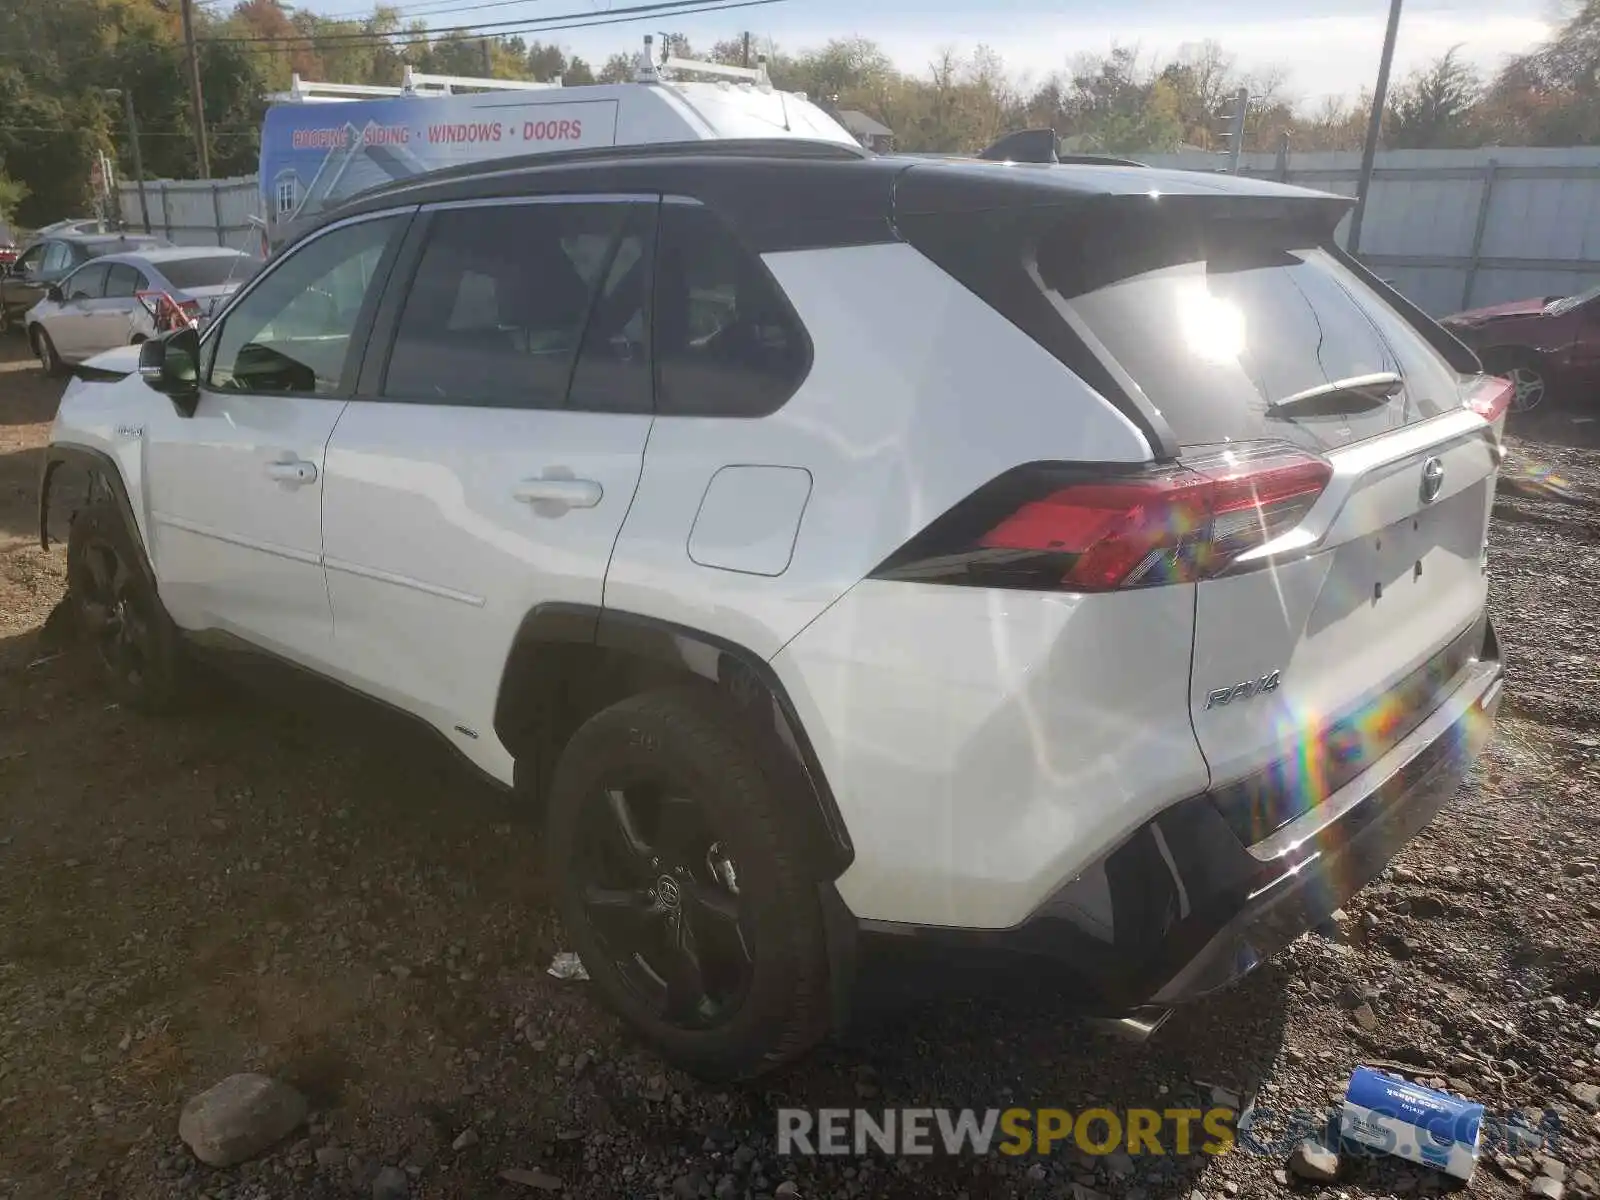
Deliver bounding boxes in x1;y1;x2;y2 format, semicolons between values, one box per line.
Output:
1205;670;1282;710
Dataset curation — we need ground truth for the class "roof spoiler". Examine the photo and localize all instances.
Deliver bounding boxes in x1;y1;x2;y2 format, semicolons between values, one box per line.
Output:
977;129;1150;169
978;129;1059;163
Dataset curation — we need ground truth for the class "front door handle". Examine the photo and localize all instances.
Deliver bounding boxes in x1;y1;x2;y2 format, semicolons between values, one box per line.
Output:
266;459;317;486
513;476;604;515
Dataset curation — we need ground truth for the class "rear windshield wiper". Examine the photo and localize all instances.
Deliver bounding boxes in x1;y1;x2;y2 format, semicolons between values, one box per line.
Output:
1269;371;1403;411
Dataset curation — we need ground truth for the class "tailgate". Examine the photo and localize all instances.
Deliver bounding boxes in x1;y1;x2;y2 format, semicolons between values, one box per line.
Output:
1190;412;1498;844
1043;197;1505;846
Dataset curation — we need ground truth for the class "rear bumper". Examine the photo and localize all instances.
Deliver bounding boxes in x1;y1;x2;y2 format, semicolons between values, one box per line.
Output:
856;615;1504;1011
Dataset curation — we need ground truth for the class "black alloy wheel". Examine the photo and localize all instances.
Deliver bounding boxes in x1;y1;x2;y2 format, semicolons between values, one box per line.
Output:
572;779;753;1030
73;531;156;695
66;500;185;711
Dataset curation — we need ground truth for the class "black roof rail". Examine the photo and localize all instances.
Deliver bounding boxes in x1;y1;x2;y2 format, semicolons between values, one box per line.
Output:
344;137;869;205
1056;153;1149;168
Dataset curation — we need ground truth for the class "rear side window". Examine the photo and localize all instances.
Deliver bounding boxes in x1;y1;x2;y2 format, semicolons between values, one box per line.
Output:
383;200;650;412
653;204;810;418
1039;211;1461;452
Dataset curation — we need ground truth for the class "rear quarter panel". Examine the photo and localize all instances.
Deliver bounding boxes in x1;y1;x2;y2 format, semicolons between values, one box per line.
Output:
602;240;1153;660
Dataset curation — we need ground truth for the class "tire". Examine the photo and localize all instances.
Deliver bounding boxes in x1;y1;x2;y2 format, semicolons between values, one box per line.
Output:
545;687;832;1081
66;500;186;712
32;326;64;377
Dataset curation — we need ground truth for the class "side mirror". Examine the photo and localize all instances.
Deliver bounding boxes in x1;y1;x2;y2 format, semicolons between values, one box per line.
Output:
138;327;202;417
45;283;63;303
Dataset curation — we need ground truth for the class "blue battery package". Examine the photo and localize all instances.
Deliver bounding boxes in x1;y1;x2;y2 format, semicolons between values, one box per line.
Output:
1339;1066;1485;1180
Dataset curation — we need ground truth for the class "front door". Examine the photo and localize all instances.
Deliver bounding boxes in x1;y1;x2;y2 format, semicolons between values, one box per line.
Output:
320;196;657;771
143;211;411;664
46;262;110;360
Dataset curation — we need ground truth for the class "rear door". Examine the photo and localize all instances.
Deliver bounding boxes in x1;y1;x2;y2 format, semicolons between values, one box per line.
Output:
1043;204;1501;843
97;262;150;348
319;195;657;771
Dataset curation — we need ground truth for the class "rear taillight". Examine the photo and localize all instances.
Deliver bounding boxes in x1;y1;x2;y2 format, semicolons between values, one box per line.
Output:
1465;375;1513;423
871;444;1332;593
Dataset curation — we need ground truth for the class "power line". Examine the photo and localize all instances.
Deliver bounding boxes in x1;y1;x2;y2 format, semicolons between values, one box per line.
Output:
307;0;571;22
213;0;789;56
0;126;259;136
202;0;782;44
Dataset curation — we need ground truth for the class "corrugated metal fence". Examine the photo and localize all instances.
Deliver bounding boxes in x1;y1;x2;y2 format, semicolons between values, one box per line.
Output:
116;175;262;255
1142;146;1600;316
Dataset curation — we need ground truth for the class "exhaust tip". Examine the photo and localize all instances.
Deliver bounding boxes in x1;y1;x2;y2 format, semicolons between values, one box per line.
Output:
1086;1005;1173;1043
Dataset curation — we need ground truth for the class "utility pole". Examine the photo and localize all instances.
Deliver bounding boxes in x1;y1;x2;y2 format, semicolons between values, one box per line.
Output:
121;90;152;234
179;0;210;178
741;31;751;68
1348;0;1405;256
1226;86;1248;174
481;37;493;76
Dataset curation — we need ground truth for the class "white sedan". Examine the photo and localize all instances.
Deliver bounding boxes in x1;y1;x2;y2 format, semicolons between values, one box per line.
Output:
25;246;259;374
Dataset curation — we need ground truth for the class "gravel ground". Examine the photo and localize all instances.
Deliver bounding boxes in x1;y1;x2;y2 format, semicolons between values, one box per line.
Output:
2;335;1599;1200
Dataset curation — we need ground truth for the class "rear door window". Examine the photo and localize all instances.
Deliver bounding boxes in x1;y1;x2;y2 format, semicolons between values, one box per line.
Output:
382;199;651;411
105;264;147;298
1039;212;1461;452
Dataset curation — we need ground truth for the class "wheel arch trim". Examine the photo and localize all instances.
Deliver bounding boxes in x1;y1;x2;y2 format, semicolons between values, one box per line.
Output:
39;443;155;588
494;603;855;878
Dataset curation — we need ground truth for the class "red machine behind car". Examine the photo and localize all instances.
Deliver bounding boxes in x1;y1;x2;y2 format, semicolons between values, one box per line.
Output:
1442;284;1600;413
0;221;17;271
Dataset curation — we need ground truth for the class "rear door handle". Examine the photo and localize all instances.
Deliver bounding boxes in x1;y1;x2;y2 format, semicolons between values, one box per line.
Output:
266;459;317;486
513;476;604;514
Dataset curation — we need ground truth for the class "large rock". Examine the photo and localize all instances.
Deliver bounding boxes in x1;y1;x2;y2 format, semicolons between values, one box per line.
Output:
177;1073;307;1167
1288;1140;1340;1183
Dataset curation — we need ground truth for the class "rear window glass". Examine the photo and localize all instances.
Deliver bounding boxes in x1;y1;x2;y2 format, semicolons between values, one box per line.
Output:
84;238;164;260
160;255;258;289
1039;213;1460;451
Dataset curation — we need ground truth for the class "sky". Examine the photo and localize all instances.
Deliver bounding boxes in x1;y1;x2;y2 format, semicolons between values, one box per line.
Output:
300;0;1557;109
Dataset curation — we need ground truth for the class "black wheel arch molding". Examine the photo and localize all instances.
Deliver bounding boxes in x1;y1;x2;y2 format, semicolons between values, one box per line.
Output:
494;603;855;880
39;443;155;587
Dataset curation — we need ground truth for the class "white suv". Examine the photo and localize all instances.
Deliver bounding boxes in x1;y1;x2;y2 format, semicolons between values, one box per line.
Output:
41;139;1509;1080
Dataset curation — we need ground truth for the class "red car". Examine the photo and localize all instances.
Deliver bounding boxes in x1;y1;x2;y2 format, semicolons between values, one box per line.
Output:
0;220;16;271
1441;284;1600;413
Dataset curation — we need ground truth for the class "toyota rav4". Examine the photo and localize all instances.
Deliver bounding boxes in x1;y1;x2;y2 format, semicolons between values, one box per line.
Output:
40;139;1508;1080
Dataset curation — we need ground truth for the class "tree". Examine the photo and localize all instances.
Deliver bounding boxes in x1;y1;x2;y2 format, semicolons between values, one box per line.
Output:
1389;47;1482;148
564;56;596;85
598;52;635;83
525;40;565;81
0;172;28;225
